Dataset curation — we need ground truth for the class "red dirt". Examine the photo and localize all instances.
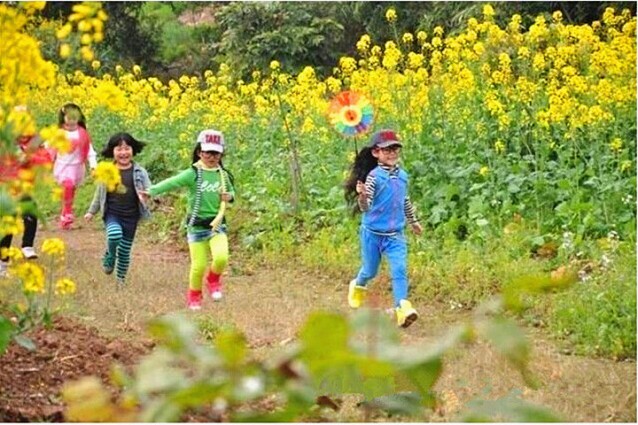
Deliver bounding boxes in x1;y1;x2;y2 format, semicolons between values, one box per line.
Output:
0;316;150;422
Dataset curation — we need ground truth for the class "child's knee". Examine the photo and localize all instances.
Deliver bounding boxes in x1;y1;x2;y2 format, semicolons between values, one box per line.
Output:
211;254;228;273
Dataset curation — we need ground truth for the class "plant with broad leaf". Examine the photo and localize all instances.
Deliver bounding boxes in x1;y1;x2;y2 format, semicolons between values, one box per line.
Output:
62;271;574;422
0;237;76;354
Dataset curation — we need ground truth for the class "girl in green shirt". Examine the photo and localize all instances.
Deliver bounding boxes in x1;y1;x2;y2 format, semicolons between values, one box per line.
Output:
142;130;235;310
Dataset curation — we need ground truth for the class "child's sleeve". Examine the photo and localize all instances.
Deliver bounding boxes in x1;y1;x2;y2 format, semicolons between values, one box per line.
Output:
141;168;152;190
87;184;104;215
148;168;194;197
87;140;97;169
223;170;235;203
404;196;419;225
358;173;376;212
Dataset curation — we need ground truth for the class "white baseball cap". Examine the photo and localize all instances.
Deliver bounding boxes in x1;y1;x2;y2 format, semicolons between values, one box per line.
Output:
197;129;225;153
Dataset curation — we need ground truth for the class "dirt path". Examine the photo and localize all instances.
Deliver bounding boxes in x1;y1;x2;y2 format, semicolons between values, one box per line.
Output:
40;225;637;422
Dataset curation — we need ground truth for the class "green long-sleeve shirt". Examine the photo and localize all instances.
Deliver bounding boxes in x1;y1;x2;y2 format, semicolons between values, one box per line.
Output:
149;164;235;230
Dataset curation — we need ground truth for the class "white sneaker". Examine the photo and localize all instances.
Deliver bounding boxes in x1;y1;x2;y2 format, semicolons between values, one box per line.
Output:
0;262;7;278
211;290;223;301
21;247;38;259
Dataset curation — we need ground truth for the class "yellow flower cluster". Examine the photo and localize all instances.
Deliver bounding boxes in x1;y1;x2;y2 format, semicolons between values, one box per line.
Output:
55;278;77;296
56;2;108;61
0;216;25;237
385;8;397;23
11;261;45;294
42;238;66;257
14;5;632;171
40;125;72;153
93;161;121;192
1;247;24;262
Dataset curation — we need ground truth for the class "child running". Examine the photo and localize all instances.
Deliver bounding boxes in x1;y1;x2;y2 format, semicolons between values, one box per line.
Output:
344;129;423;328
52;103;97;229
0;133;52;276
141;130;235;310
85;132;151;288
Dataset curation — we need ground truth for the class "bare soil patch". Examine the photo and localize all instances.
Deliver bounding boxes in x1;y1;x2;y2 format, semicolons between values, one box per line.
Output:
0;316;149;422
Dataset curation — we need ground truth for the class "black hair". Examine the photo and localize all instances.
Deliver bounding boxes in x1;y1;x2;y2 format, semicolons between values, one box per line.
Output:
191;144;235;186
58;102;87;129
344;146;377;215
101;132;146;158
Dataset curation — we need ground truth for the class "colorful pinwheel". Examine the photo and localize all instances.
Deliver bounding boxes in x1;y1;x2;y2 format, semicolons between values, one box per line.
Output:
328;91;374;137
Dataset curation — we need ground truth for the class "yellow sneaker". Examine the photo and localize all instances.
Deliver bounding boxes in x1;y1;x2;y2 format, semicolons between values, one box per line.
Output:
396;300;418;328
348;279;367;308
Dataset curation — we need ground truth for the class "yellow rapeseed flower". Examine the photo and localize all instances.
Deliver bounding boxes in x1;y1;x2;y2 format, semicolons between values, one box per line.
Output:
269;60;280;71
13;262;45;294
402;33;414;44
93;161;121;192
494;140;505;154
42;238;65;257
385;8;397;23
1;247;24;262
55;278;77;295
60;43;71;58
609;137;623;152
620;160;632;172
0;216;25;238
40;125;72;153
91;60;100;70
56;23;72;39
416;31;427;45
483;4;495;18
80;46;94;61
479;166;490;176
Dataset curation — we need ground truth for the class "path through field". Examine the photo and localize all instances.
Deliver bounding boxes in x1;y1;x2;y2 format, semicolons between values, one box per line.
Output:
17;224;638;421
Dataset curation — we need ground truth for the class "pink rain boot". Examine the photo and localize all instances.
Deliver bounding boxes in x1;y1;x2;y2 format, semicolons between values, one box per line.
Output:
205;271;223;301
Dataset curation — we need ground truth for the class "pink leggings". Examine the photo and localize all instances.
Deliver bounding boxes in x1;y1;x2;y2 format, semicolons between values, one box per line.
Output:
61;179;76;216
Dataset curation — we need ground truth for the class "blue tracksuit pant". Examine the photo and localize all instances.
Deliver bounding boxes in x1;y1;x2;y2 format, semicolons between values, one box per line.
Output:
354;226;408;307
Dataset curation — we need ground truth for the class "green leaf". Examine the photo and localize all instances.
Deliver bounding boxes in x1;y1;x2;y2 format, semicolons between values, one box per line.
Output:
299;312;349;355
147;313;199;353
169;381;225;407
136;349;187;394
0;316;14;354
14;334;36;351
476;218;489;227
461;391;562;422
140;398;181;422
361;392;423;416
215;330;247;366
477;318;537;388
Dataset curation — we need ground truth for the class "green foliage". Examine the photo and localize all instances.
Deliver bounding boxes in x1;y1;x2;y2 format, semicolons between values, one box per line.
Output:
62;300;561;422
460;389;562;422
0;316;13;354
543;243;636;359
215;2;346;78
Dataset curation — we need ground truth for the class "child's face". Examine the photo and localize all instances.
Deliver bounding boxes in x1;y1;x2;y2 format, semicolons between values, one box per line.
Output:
372;144;401;166
64;110;80;129
199;150;222;167
113;141;133;168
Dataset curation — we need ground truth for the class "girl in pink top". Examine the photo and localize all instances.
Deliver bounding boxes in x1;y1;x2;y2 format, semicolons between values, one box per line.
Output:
52;103;97;229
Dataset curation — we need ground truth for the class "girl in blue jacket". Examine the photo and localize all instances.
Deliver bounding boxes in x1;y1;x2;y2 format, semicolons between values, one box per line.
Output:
344;129;423;328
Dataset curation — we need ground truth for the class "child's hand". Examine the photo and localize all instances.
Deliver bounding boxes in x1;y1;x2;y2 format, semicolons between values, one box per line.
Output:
356;180;366;195
220;192;232;202
411;222;423;236
138;190;150;203
84;212;94;222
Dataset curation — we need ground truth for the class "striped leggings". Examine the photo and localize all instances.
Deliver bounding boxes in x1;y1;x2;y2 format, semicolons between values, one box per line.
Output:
104;214;139;281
